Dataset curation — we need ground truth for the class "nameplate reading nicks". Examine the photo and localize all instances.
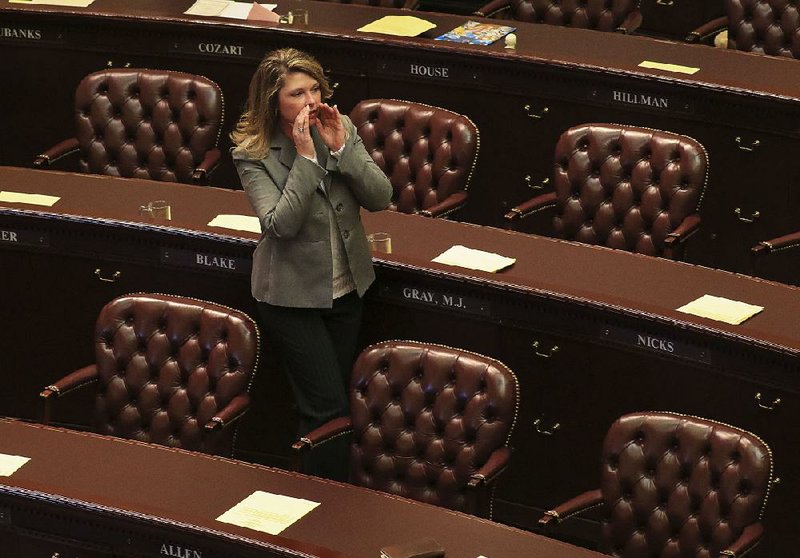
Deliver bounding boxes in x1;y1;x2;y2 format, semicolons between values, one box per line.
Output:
380;283;490;316
602;326;709;364
589;87;693;114
160;248;251;274
171;41;247;58
0;228;49;248
377;60;480;84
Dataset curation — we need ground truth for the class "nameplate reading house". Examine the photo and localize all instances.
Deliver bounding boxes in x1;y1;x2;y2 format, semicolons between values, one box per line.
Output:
377;60;478;84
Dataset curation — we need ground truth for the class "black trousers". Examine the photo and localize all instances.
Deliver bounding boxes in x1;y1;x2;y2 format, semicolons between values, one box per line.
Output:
256;291;362;481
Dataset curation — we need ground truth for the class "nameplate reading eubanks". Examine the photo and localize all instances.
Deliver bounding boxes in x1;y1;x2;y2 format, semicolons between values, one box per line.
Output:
602;326;709;364
377;60;480;84
379;283;490;317
160;248;251;274
589;87;693;115
0;228;49;248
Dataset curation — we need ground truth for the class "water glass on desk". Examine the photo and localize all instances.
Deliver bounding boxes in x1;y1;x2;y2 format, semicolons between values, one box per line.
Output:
368;232;392;254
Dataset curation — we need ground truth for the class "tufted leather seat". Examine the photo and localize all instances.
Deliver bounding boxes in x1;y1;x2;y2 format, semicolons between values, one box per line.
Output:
540;412;774;558
475;0;642;33
314;0;419;8
350;99;479;218
293;340;518;516
40;294;259;455
505;124;707;260
33;69;224;185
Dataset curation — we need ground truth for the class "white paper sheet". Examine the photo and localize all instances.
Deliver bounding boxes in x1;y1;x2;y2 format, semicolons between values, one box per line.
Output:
0;453;30;477
208;214;261;233
676;294;764;325
216;490;320;535
0;190;61;207
432;245;515;273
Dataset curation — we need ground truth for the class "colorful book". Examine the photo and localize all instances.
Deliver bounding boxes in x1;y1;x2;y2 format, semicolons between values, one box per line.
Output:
435;20;515;45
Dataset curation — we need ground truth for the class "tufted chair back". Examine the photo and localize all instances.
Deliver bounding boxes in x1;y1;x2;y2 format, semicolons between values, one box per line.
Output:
72;69;223;183
551;124;707;258
348;341;518;512
41;294;259;455
502;0;639;31
350;99;479;218
727;0;800;58
599;412;773;558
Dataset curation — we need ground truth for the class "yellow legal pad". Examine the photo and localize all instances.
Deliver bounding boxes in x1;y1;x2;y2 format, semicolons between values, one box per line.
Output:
0;453;30;477
207;214;261;234
676;294;764;325
639;60;700;75
9;0;94;6
216;491;320;535
358;15;437;37
432;244;515;273
0;190;61;207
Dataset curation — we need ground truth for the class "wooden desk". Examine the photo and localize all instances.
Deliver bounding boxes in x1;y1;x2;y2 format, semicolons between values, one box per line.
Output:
1;0;799;282
0;418;604;558
0;167;797;555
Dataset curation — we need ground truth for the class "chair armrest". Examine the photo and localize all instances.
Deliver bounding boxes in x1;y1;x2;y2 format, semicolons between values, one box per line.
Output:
291;416;353;471
474;0;510;18
538;488;603;528
616;9;642;34
504;192;558;224
663;214;700;260
752;231;800;257
39;364;98;424
686;16;727;44
721;523;763;557
468;446;511;489
192;148;221;185
33;138;80;168
205;393;251;433
419;191;468;218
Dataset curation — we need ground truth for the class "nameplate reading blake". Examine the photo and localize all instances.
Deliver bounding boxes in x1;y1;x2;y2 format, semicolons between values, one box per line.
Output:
0;228;49;248
380;283;490;316
160;248;251;275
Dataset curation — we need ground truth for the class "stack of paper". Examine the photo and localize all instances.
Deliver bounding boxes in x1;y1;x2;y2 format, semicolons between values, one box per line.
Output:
208;214;261;234
185;1;278;21
676;294;763;325
432;245;515;273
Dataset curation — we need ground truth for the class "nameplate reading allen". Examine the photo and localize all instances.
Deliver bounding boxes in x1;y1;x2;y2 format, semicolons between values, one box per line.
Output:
160;543;202;558
0;228;49;248
160;248;251;275
602;326;709;364
379;283;490;316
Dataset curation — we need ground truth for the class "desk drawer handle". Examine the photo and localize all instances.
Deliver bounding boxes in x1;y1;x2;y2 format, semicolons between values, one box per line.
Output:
656;0;674;5
734;208;760;223
525;176;549;191
755;392;781;410
94;268;122;283
735;137;760;152
533;418;560;436
523;104;549;120
532;340;559;358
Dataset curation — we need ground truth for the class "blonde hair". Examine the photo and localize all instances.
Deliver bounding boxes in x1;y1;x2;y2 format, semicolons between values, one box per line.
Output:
231;48;333;159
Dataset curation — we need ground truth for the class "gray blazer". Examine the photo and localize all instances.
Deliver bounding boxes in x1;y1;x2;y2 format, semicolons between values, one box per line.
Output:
233;115;392;308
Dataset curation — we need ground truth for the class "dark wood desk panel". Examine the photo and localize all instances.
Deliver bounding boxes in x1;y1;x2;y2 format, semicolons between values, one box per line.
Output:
0;167;797;555
0;419;604;558
1;0;800;282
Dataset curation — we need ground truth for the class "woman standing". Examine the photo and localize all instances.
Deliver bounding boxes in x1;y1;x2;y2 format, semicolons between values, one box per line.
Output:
231;48;392;480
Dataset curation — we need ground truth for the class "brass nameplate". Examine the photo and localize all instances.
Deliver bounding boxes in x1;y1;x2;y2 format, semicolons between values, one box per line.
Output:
170;41;249;58
0;228;49;248
160;248;251;274
377;60;480;84
0;26;43;41
379;283;490;316
602;325;709;364
159;542;203;558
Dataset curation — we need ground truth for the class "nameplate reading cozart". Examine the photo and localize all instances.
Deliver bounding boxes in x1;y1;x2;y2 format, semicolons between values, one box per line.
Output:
160;248;251;274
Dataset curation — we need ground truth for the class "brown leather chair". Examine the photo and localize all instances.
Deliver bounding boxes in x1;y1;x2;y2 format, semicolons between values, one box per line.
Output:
40;294;259;456
33;69;224;185
293;340;518;516
539;412;775;558
475;0;642;33
687;0;800;59
504;124;707;260
314;0;419;8
349;99;479;218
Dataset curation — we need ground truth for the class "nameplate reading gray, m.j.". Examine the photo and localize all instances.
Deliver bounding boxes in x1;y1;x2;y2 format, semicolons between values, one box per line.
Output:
160;248;251;275
381;283;490;316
